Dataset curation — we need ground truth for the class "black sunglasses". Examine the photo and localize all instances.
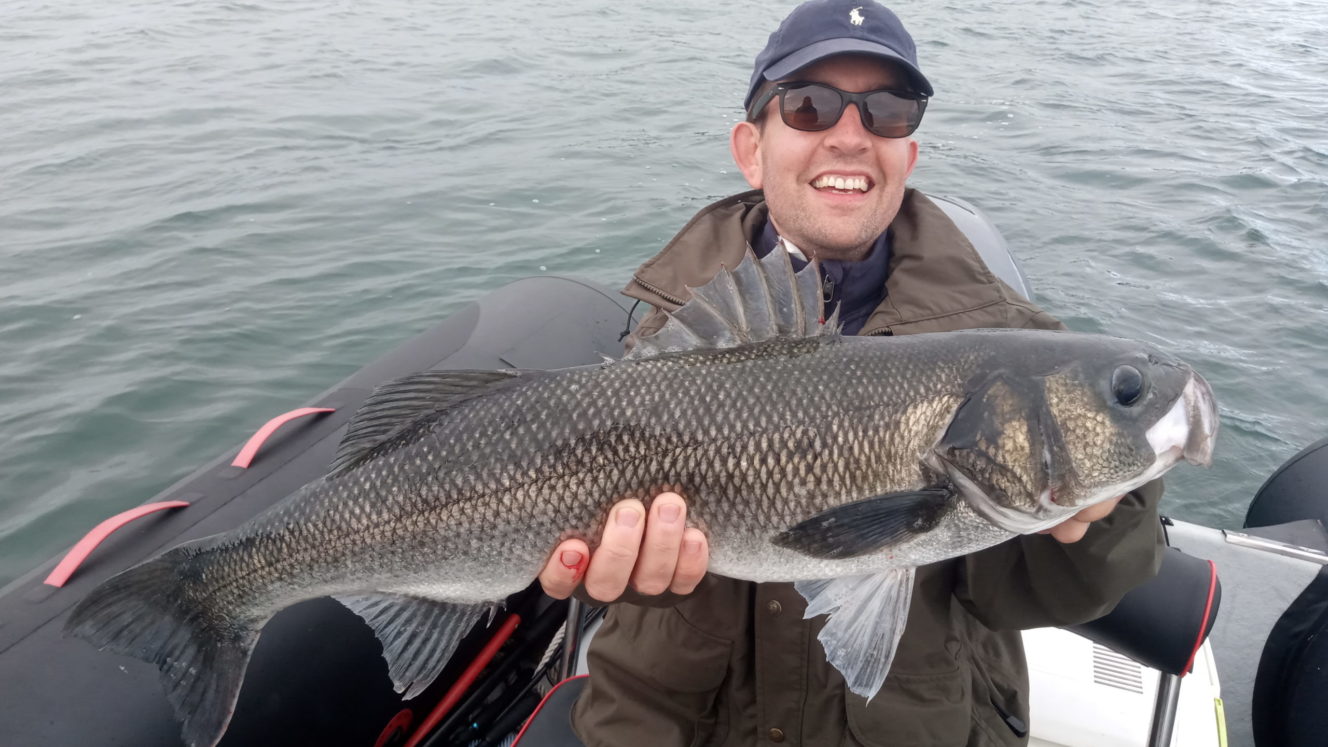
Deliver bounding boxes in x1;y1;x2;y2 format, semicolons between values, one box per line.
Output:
747;81;928;139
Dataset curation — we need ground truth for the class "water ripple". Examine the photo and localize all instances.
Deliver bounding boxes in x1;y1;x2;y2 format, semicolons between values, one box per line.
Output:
0;0;1325;581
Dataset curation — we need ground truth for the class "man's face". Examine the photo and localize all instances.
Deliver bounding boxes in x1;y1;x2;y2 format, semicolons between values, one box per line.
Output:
731;54;919;262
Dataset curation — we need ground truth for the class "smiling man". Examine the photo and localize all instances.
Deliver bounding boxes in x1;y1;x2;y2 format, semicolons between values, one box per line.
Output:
538;1;1164;745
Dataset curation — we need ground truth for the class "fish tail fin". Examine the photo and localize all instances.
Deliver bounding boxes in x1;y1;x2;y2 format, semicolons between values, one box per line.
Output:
65;546;259;747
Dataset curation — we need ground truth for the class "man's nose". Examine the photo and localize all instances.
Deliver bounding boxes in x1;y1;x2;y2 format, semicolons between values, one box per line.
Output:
822;103;872;152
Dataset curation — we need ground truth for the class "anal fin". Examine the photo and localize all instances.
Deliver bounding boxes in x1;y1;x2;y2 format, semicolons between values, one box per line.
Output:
334;593;494;699
796;569;916;700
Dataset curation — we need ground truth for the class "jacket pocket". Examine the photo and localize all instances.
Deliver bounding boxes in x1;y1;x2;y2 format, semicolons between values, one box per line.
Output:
967;657;1027;747
577;606;734;747
843;664;972;747
650;608;734;747
645;607;734;692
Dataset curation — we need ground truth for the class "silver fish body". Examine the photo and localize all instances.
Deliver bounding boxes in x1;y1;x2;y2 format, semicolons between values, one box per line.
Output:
188;330;1207;600
66;251;1218;747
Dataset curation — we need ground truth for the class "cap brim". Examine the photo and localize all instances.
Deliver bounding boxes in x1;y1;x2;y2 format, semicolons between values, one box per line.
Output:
764;38;933;96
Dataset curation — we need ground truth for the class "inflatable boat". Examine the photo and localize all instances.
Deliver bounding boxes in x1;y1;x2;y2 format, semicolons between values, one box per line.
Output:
1;195;1323;747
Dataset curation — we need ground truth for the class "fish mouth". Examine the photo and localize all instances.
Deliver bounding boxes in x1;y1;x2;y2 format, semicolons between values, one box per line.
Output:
1049;372;1219;518
1147;372;1219;468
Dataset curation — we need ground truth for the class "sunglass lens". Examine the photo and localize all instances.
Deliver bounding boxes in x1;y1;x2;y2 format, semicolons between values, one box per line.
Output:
863;92;922;137
780;85;843;131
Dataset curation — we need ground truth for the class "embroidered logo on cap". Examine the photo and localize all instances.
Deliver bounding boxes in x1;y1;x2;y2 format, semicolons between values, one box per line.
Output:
849;6;865;25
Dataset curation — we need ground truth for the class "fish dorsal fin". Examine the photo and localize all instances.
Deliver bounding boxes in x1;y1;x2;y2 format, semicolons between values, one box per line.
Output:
329;369;525;474
795;568;916;700
625;248;833;360
334;593;492;699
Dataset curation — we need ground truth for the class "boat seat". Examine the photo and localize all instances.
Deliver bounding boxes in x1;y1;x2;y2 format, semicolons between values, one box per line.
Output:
1068;544;1221;675
513;675;587;747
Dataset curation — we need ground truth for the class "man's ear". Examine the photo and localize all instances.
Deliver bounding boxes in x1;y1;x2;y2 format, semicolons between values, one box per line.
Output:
730;121;763;189
903;137;919;179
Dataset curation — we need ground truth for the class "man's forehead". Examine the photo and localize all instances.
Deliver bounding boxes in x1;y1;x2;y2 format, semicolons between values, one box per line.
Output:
780;53;910;89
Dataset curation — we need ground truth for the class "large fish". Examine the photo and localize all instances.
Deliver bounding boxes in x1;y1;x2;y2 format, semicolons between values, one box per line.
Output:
67;249;1218;747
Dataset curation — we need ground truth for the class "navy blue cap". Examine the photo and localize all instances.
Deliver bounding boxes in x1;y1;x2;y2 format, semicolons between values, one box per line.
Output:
745;0;933;112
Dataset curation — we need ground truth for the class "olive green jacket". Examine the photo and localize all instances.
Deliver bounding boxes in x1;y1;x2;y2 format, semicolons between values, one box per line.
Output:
571;189;1165;747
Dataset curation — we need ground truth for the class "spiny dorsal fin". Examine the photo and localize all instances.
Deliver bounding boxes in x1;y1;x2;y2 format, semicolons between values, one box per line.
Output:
329;369;526;474
625;247;834;360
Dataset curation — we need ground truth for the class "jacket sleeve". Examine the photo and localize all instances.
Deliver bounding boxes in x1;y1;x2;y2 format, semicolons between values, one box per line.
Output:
954;479;1165;630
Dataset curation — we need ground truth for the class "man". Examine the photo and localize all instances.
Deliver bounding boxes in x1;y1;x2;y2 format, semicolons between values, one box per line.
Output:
538;1;1164;744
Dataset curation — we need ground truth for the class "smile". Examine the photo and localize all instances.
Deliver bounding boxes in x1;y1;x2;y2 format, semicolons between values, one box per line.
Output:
811;174;872;193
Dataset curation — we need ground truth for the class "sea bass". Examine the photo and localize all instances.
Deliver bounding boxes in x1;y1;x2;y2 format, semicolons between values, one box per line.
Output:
67;249;1218;747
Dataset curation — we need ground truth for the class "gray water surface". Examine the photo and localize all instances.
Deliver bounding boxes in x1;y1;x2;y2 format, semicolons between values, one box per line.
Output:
2;0;1326;586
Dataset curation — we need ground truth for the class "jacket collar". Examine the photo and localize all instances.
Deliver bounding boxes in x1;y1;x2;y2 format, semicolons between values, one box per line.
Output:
625;188;1008;334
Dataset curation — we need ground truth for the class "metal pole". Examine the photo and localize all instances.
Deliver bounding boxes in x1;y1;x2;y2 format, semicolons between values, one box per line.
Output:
1147;672;1182;747
558;598;584;681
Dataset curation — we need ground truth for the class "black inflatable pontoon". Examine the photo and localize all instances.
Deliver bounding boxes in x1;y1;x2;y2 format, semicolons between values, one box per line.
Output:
0;276;635;747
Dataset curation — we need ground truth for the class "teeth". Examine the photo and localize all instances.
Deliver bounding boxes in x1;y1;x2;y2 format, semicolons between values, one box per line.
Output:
813;175;869;192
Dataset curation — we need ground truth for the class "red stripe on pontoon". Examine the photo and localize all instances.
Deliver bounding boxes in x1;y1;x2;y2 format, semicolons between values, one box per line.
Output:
404;612;522;747
511;674;590;746
230;407;335;468
1180;559;1219;676
43;500;191;587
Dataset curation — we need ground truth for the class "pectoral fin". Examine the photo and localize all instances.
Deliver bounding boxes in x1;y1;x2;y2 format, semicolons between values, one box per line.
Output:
796;569;915;699
773;488;953;559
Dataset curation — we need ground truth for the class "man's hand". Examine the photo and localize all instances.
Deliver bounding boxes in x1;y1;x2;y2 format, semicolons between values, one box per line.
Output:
538;492;710;602
1040;495;1125;543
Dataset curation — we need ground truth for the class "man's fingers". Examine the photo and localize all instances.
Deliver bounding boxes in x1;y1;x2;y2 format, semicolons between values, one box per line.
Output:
671;527;710;594
629;492;688;595
582;499;647;601
1047;520;1090;543
1074;495;1123;523
541;495;709;602
1044;495;1127;544
538;538;589;600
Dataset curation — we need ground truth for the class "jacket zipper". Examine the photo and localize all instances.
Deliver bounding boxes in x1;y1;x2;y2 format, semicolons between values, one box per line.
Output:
637;273;895;336
632;275;690;307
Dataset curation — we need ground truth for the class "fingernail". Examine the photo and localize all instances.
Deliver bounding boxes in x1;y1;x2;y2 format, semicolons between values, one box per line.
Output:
659;504;681;523
683;538;702;554
617;508;640;528
560;550;584;570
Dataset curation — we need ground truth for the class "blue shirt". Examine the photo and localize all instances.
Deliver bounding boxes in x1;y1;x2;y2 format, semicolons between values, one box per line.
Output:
754;221;892;336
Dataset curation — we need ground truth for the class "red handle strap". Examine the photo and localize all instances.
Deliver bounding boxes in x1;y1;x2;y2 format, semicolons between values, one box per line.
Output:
231;407;335;469
44;500;191;587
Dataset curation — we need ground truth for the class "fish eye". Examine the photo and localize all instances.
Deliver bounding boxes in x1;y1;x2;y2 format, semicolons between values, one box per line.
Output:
1111;365;1145;407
